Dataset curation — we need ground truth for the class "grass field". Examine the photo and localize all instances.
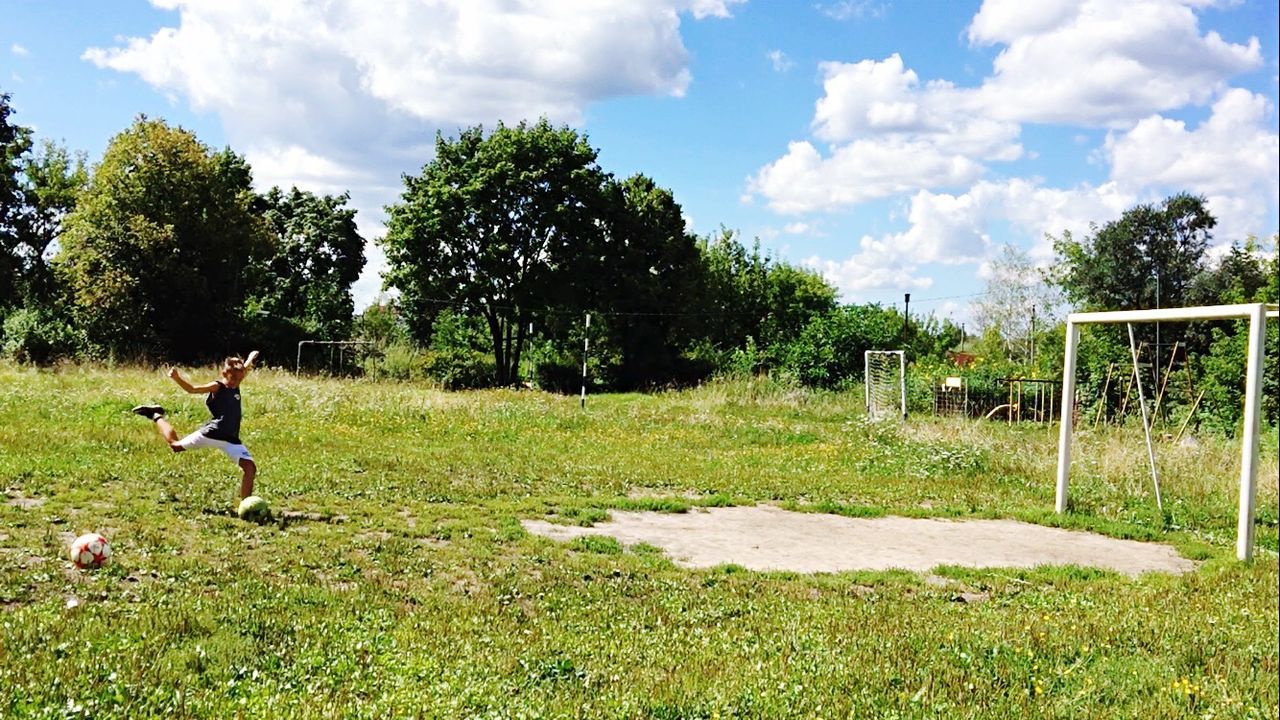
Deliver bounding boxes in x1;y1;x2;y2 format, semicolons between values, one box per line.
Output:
1;364;1277;719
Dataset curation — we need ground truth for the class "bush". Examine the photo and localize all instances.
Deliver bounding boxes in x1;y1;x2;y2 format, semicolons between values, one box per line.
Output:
360;342;430;380
2;306;83;364
779;305;901;389
534;359;582;394
427;347;495;390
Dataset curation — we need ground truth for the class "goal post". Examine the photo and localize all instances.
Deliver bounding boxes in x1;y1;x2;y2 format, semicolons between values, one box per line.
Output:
1054;302;1278;561
865;349;907;421
296;340;375;374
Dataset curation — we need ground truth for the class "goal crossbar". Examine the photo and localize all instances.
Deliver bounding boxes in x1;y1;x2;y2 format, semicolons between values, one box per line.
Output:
1055;302;1277;561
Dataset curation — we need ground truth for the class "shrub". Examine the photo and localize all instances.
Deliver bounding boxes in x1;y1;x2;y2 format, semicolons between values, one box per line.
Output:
2;306;83;364
426;347;495;390
360;342;430;380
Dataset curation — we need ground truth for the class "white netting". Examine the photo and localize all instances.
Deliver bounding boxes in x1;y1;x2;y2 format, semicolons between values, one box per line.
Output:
865;350;905;420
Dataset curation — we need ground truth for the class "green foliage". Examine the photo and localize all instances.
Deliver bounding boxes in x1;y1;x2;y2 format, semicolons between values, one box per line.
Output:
248;188;366;356
1195;243;1279;433
778;304;901;389
0;90;33;309
15;139;88;303
582;175;708;389
724;301;965;393
353;300;411;349
1;304;82;364
359;342;431;381
383;119;609;385
425;310;496;389
695;228;836;362
1052;193;1213;313
55;117;271;360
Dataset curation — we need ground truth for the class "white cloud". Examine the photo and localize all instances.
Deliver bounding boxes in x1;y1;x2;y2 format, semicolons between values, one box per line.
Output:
802;245;934;296
767;50;794;72
817;1;888;21
10;44;28;56
747;137;988;214
1104;88;1279;241
750;0;1268;244
83;0;735;309
802;178;1136;297
811;55;1023;156
783;222;811;234
747;54;1021;213
969;0;1261;126
687;0;746;19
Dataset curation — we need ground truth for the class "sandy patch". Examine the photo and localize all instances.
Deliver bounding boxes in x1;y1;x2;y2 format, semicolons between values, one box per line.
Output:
523;505;1195;577
4;490;44;510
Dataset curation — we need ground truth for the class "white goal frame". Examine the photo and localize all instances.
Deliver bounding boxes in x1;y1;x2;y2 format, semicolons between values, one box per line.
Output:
865;349;907;421
1055;303;1278;560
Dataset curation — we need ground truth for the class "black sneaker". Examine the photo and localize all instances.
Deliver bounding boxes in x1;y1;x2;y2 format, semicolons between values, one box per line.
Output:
131;405;166;421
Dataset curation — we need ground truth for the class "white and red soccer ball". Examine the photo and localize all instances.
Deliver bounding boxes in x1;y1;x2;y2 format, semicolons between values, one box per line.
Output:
70;533;112;570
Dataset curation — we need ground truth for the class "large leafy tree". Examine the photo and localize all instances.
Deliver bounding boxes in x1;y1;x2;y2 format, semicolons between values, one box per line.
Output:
247;187;366;349
1052;193;1213;312
0;90;33;309
56;117;270;360
1051;193;1215;386
586;174;706;388
383;120;608;385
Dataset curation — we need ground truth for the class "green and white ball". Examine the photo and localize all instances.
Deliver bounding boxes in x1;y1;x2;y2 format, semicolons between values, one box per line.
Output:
237;495;270;522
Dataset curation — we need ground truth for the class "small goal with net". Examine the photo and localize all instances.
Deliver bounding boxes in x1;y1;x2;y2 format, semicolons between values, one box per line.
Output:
865;350;906;421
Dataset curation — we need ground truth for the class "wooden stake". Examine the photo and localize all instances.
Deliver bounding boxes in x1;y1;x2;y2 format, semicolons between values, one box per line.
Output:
1172;389;1205;444
1151;341;1181;423
1093;362;1115;428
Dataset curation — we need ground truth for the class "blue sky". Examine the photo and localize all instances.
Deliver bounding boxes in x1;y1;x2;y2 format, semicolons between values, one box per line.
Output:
3;0;1277;324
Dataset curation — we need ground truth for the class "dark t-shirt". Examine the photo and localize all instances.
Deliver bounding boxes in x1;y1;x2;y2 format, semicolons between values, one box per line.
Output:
200;381;242;444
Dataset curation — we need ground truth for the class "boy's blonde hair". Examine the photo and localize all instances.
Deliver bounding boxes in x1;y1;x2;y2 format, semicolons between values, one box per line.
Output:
223;356;246;374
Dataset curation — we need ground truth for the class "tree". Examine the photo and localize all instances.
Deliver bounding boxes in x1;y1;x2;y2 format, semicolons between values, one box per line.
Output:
695;228;837;370
16;140;89;302
972;243;1063;364
586;174;706;388
0;90;33;309
1052;193;1213;312
1192;237;1279;431
56;117;270;360
245;187;366;355
383;120;608;385
696;228;770;355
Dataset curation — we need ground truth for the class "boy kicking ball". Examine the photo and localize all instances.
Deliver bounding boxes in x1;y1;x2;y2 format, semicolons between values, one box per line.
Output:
133;351;260;502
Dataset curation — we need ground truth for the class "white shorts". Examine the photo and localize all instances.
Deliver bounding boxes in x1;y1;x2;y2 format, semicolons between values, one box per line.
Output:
176;431;253;464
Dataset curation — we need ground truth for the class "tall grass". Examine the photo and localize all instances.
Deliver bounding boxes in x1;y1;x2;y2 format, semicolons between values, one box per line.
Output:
1;365;1276;718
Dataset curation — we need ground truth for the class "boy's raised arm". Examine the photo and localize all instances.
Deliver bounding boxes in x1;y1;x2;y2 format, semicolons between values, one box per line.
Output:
168;367;218;394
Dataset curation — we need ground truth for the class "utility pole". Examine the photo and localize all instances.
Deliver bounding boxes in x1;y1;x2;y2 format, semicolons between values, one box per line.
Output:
903;292;911;348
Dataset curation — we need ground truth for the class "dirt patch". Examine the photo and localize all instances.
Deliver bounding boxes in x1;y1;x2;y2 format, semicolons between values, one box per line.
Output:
4;490;44;510
523;505;1196;577
627;487;704;501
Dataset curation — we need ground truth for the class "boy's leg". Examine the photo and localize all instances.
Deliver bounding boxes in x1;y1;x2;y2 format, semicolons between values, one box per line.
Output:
133;405;184;452
238;459;256;499
155;418;182;448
